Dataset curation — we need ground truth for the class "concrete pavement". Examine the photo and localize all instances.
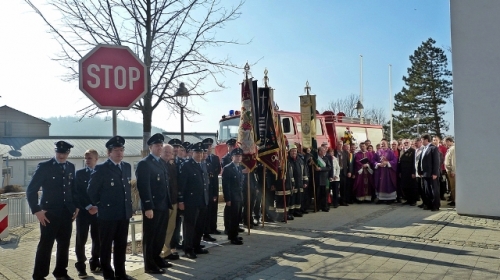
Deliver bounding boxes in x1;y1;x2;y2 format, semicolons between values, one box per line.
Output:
1;201;499;280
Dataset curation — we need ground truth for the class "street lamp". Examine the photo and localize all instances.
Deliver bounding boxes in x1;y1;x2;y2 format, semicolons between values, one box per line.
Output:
355;100;364;123
175;82;189;142
415;113;420;136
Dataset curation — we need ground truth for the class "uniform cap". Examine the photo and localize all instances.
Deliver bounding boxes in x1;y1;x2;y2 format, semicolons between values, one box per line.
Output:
231;147;243;156
106;136;125;149
191;142;204;152
54;140;74;153
226;138;237;146
289;144;297;150
202;138;214;145
168;138;182;146
182;142;191;151
147;133;164;145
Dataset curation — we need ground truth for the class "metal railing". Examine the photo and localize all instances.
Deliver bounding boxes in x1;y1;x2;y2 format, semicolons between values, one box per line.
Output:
0;192;38;228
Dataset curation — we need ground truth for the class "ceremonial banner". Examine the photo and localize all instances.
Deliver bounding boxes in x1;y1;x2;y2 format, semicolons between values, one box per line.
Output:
238;78;257;171
300;95;312;148
255;87;279;176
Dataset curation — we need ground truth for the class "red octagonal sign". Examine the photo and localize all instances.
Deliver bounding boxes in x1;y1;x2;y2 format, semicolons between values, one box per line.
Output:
79;44;147;109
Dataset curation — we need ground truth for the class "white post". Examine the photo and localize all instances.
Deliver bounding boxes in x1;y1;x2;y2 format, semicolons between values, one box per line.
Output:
360;55;364;121
389;64;393;141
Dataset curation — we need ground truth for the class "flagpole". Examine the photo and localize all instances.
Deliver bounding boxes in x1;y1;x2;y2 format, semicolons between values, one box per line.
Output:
360;55;364;120
389;64;393;141
261;166;266;227
247;171;251;235
311;158;317;212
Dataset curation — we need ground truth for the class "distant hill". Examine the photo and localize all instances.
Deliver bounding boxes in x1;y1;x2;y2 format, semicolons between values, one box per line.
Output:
43;116;165;136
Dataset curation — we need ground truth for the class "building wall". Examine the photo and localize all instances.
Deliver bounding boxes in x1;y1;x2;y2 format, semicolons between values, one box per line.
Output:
451;1;500;217
0;107;50;137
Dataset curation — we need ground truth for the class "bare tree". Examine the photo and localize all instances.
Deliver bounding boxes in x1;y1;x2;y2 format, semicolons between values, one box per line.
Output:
326;93;358;117
24;0;246;150
364;106;387;125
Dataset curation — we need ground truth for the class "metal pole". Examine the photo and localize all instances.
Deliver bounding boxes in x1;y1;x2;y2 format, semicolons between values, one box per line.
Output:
180;106;185;142
112;110;117;136
130;218;137;255
247;172;251;235
261;166;266;228
311;161;317;213
360;55;363;120
389;64;393;141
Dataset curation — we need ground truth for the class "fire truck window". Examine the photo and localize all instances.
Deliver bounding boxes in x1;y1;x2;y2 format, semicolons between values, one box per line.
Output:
219;118;239;141
282;117;295;134
316;119;323;135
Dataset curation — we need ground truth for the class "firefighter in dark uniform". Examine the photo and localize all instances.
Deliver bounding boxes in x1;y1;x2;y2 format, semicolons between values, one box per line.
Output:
222;147;244;245
136;133;173;274
167;138;184;251
74;149;101;279
183;142;192;159
221;138;237;232
88;136;133;280
202;138;222;235
178;142;210;259
27;140;78;280
288;144;309;217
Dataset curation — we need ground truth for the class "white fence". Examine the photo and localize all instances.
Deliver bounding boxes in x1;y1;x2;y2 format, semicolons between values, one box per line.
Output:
0;192;38;228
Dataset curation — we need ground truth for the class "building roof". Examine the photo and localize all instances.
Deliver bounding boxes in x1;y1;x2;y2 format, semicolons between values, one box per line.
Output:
0;105;51;125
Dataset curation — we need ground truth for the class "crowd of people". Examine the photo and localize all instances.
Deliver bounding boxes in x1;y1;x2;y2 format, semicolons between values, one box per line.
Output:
24;132;457;280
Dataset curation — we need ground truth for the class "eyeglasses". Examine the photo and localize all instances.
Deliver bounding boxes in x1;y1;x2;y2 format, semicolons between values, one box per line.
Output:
404;142;409;144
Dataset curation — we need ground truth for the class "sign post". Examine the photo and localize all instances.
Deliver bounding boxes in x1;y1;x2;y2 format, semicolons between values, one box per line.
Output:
79;44;147;135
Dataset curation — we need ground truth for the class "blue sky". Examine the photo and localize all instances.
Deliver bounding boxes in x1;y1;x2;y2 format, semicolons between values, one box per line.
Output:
0;1;453;135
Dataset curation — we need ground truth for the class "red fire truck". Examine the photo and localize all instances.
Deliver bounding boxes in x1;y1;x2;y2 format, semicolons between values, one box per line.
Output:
215;109;384;159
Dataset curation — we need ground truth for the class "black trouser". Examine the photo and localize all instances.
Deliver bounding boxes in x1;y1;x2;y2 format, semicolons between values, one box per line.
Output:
226;201;242;240
401;176;418;204
423;177;440;210
170;211;183;249
242;187;256;225
32;209;73;280
316;184;328;210
99;219;129;279
339;174;349;204
183;205;207;253
301;185;310;212
253;188;262;220
142;209;168;270
75;209;100;272
204;197;218;235
263;188;276;220
329;181;339;207
440;170;448;198
348;177;355;203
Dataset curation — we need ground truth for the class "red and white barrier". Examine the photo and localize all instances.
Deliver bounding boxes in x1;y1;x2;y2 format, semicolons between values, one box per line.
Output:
0;203;8;239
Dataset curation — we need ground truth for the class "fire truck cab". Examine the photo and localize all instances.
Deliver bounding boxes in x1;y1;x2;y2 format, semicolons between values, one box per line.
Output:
215;109;384;159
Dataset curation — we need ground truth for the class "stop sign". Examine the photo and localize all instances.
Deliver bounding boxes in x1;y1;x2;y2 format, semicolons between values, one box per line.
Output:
79;44;147;109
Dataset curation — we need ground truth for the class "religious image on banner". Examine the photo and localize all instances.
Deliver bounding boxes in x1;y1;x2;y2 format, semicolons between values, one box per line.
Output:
300;95;312;148
255;87;280;176
237;70;257;171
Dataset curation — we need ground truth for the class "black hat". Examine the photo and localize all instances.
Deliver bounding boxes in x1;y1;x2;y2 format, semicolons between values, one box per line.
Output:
106;136;125;149
191;142;204;152
168;138;182;146
54;140;73;153
226;138;237;146
147;133;164;145
182;142;191;151
202;138;214;145
231;147;243;156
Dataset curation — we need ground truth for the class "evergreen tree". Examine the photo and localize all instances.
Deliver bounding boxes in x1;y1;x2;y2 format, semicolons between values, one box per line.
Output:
393;38;452;139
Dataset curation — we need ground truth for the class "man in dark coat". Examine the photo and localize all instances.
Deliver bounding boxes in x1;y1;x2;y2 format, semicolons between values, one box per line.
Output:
315;146;334;211
222;148;244;245
418;134;441;211
178;142;210;259
27;140;78;280
75;149;101;278
334;141;352;206
136;133;173;274
221;138;236;232
88;136;133;280
202;138;222;237
167;138;184;252
288;144;308;217
399;139;417;206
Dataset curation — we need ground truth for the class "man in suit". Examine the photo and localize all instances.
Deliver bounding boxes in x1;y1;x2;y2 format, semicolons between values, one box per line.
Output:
445;137;456;207
178;142;210;259
75;149;101;279
334;140;351;206
418;134;441;211
201;138;221;239
399;139;417;206
88;136;133;280
27;140;78;280
222;147;244;245
315;146;334;212
136;133;173;274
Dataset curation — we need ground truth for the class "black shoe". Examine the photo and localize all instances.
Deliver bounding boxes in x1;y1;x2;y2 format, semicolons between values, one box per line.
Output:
230;239;243;245
293;211;303;217
423;205;429;210
77;271;88;279
263;216;275;223
448;202;456;206
301;209;308;214
237;228;245;233
90;266;102;273
418;204;424;208
164;253;180;260
212;229;222;234
157;259;173;268
431;208;440;212
322;208;330;212
199;244;205;248
333;205;339;208
440;196;446;201
194;248;209;254
115;275;133;280
145;268;165;274
410;203;417;206
340;203;348;206
287;215;294;220
203;234;216;242
228;236;243;241
55;276;74;280
184;252;197;259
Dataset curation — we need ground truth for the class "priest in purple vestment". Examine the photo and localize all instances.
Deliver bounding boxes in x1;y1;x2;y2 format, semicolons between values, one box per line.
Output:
353;143;374;202
372;140;398;202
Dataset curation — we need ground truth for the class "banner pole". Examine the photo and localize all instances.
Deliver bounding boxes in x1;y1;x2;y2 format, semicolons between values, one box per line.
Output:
262;166;266;227
247;172;251;235
311;158;317;213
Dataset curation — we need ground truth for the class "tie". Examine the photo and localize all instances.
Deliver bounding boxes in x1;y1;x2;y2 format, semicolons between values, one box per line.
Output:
59;163;66;171
116;163;121;171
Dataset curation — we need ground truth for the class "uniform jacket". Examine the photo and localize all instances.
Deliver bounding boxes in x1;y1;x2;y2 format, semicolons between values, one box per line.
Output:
221;153;232;171
315;155;333;186
26;158;78;215
399;148;416;177
161;158;179;204
135;154;172;212
75;167;94;210
418;144;440;178
334;150;351;176
205;154;221;198
222;162;244;202
88;159;133;220
178;158;209;207
288;155;308;189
